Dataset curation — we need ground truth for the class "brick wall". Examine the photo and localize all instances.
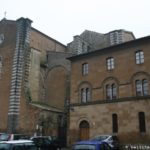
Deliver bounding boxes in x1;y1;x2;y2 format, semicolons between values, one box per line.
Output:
0;19;16;132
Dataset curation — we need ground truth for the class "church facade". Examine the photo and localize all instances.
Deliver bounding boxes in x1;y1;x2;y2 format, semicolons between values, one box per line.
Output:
0;17;70;144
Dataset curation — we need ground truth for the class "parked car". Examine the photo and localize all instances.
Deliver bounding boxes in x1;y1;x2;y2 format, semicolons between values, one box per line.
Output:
0;133;4;138
31;136;61;150
0;133;30;141
51;136;66;148
0;140;38;150
72;140;113;150
91;135;120;150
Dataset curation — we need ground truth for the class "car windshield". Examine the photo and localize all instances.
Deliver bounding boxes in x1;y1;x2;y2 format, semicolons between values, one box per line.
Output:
73;144;96;150
92;135;109;141
32;137;51;146
0;134;9;141
0;143;10;150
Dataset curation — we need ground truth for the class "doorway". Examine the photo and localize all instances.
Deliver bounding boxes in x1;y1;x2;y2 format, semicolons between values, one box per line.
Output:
79;120;90;141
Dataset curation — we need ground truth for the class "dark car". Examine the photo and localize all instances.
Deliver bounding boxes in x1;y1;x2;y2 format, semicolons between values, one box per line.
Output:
72;140;113;150
91;135;120;150
31;136;61;150
0;140;37;150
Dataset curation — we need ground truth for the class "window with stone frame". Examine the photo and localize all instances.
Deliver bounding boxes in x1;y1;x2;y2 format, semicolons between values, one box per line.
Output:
139;112;146;132
79;82;91;103
106;83;117;100
106;57;114;70
135;79;148;96
82;63;89;75
80;87;90;103
135;50;144;64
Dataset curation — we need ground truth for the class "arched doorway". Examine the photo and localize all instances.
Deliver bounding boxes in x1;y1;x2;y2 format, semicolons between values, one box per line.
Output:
79;120;90;141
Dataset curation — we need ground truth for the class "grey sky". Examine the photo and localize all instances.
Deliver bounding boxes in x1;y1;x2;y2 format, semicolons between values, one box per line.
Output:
0;0;150;44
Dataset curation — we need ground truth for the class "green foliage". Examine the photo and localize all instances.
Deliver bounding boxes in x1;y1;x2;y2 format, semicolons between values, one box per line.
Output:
25;88;32;102
40;60;48;68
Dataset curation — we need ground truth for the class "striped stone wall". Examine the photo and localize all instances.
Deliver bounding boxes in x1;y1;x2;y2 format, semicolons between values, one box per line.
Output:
8;18;32;133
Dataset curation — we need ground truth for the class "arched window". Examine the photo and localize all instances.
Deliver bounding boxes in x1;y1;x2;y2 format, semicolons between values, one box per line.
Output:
81;88;91;103
139;112;146;132
106;83;117;100
135;79;148;96
112;114;118;133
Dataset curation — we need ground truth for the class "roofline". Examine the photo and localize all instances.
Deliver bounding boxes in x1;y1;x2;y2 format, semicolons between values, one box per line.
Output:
0;18;66;48
108;29;136;39
68;35;150;61
31;27;67;47
0;18;16;24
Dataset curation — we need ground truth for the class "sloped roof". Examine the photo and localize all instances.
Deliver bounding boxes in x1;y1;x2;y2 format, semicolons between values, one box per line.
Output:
30;102;64;113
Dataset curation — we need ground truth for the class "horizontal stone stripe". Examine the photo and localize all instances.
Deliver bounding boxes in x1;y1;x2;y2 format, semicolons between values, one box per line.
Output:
10;89;21;93
8;112;19;115
8;107;19;111
9;101;20;104
9;95;21;99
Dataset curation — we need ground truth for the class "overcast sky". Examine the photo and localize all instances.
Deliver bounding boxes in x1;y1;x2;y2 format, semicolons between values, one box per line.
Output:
0;0;150;44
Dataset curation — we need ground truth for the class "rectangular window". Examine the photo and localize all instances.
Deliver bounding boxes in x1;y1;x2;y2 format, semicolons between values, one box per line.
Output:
81;88;86;103
106;57;114;70
86;88;90;102
139;112;146;132
135;50;144;64
82;63;89;75
112;114;118;133
112;84;117;99
81;88;85;103
136;80;142;96
142;79;148;96
106;85;111;99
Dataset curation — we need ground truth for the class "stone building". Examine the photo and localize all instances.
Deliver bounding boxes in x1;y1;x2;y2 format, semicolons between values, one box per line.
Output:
1;16;150;147
67;29;135;54
0;17;71;143
68;35;150;145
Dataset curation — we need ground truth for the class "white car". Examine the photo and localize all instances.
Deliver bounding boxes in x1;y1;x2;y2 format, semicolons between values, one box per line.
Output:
0;140;38;150
0;133;30;141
